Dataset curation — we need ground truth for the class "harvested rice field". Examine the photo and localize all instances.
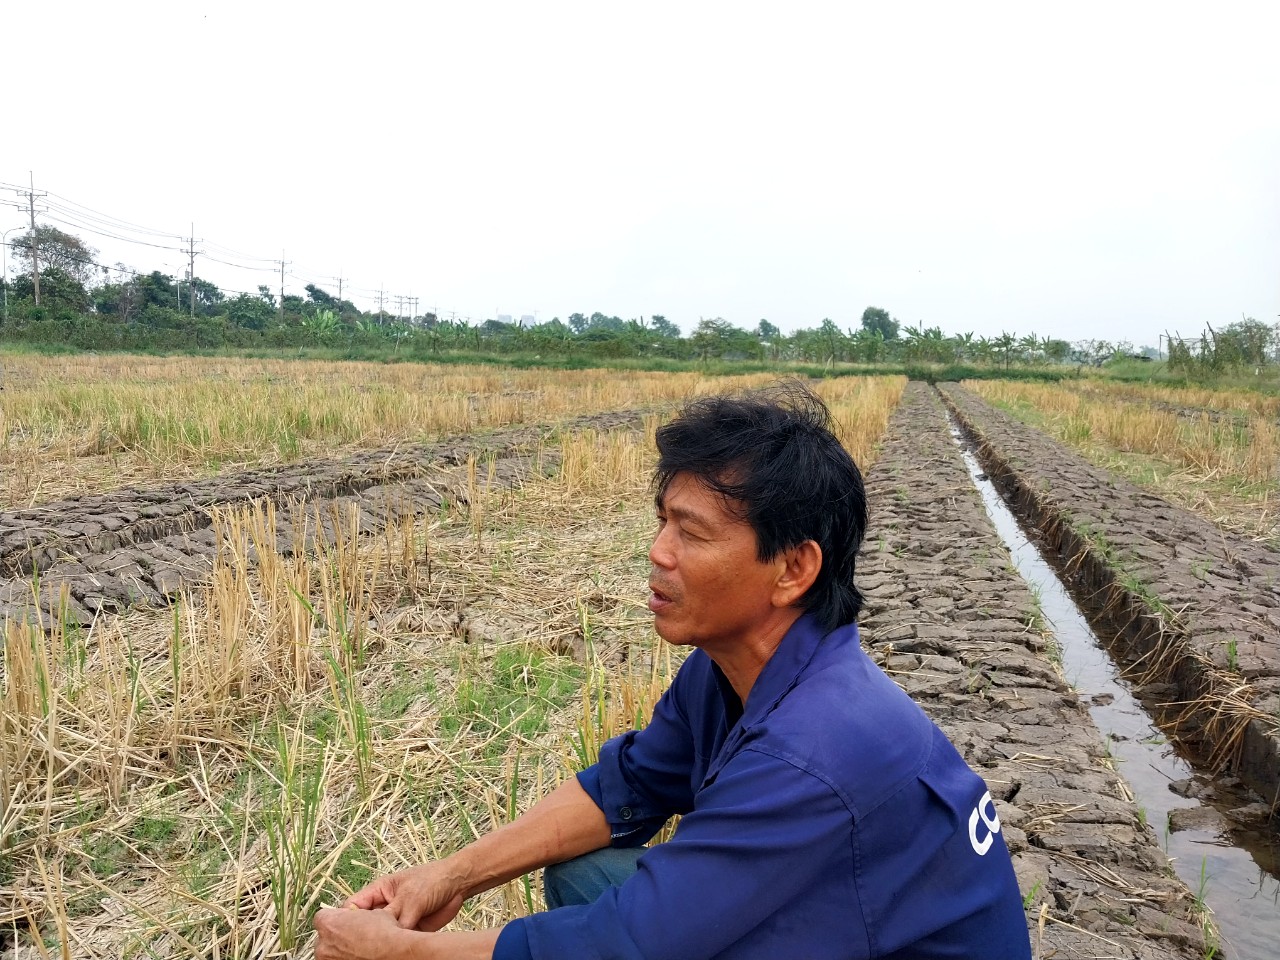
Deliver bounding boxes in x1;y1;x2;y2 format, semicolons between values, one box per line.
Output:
1;356;1277;958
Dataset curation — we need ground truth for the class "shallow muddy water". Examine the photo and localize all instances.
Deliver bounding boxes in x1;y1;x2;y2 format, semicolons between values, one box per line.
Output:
950;424;1280;960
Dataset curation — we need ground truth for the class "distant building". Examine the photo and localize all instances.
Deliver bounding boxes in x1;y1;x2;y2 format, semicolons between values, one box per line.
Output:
520;314;536;327
498;314;513;324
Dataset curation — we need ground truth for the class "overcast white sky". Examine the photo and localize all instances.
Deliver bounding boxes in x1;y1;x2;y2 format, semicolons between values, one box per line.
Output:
4;1;1277;345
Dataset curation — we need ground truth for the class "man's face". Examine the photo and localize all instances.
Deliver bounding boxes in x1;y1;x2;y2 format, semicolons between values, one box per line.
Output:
648;472;783;652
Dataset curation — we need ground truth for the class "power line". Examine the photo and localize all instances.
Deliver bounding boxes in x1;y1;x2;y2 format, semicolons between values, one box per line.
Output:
202;240;278;263
44;191;186;240
4;175;457;320
43;198;183;241
199;253;279;272
40;212;186;252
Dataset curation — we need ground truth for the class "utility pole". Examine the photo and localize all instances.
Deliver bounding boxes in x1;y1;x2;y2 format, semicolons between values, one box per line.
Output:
278;251;289;321
377;286;385;324
23;172;46;306
185;225;202;317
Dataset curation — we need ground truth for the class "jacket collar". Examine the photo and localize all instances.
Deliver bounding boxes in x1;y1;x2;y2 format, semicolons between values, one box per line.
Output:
713;612;850;731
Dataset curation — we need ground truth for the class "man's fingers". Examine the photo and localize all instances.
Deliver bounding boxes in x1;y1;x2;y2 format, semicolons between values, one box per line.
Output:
346;882;390;910
413;893;465;932
393;892;423;932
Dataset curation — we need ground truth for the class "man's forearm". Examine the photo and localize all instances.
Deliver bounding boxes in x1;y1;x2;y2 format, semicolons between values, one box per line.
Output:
447;776;612;899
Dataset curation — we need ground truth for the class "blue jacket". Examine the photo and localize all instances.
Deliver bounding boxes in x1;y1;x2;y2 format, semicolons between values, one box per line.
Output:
495;615;1031;959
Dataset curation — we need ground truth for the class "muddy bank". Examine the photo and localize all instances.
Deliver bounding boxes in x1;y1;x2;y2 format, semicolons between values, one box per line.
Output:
860;383;1209;959
939;383;1280;812
0;410;643;628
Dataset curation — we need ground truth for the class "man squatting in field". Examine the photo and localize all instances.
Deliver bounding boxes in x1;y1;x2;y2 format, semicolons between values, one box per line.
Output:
314;382;1032;960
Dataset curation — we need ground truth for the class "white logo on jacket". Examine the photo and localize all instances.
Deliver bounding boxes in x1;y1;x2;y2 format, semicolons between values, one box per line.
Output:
968;791;1002;856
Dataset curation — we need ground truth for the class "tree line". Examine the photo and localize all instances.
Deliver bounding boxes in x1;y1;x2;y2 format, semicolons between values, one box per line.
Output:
2;226;1273;375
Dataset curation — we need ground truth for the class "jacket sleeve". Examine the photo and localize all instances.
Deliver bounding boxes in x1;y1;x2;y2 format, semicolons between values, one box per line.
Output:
520;747;867;960
585;659;704;846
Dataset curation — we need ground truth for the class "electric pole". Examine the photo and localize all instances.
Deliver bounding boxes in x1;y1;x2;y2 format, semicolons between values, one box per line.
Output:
23;172;47;306
378;286;385;324
185;225;202;317
278;252;290;321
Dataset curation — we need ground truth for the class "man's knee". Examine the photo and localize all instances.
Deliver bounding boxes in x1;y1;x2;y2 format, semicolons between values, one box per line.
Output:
543;847;645;910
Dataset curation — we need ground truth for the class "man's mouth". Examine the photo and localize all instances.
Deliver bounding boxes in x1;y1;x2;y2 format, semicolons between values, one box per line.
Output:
648;581;675;611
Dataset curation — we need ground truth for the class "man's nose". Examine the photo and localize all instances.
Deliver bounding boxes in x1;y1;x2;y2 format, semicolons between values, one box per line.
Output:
649;524;676;569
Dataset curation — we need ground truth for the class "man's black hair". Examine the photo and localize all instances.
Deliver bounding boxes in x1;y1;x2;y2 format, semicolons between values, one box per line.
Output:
654;380;867;630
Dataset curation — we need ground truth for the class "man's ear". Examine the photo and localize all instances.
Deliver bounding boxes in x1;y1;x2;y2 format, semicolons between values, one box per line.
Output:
772;540;822;608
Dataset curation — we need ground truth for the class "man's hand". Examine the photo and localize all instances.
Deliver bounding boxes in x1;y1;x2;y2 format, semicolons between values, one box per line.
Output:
314;905;503;960
313;906;420;960
346;862;467;931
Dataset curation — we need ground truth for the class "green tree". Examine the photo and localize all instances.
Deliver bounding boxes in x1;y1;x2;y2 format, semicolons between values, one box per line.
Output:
1072;339;1114;368
1043;339;1071;364
901;323;953;363
650;314;681;338
756;319;781;341
994;332;1018;370
587;311;626;333
817;318;846;363
951;332;976;361
9;226;99;286
176;276;225;316
305;284;338;309
860;306;899;341
94;271;146;323
849;328;886;363
691;318;733;360
10;266;91;312
224;292;275;330
1017;333;1040;364
1217;318;1274;367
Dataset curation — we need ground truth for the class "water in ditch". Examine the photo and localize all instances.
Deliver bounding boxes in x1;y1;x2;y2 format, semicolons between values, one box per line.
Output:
949;425;1280;960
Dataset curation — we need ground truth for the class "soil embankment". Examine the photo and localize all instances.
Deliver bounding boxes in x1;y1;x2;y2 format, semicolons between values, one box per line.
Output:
939;383;1280;813
0;411;642;627
861;383;1209;958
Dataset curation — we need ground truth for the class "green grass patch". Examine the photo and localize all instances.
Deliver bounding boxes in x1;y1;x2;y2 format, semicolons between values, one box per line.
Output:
440;644;585;753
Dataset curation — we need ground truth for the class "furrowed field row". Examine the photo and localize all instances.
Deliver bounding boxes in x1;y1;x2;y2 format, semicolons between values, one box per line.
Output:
0;410;644;627
964;379;1280;541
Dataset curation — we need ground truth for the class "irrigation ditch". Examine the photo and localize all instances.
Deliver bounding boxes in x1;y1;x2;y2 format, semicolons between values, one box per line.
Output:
935;382;1280;958
0;410;644;629
939;383;1280;806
